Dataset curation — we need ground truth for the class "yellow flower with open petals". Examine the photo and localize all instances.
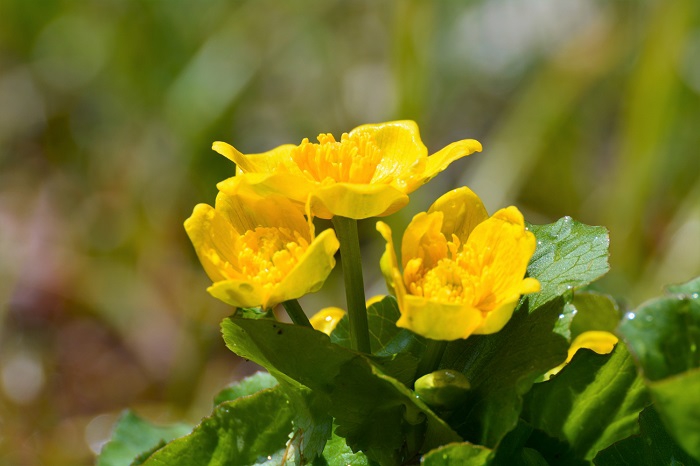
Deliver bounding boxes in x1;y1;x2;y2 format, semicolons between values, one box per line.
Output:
377;187;540;341
184;182;339;310
213;121;482;219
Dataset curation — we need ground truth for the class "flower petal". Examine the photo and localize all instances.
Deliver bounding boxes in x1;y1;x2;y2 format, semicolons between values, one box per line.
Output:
214;183;310;241
428;187;489;243
268;228;339;307
308;183;409;220
207;279;267;309
472;300;519;335
401;211;448;270
396;295;484;341
310;307;346;335
212;141;297;174
184;203;238;282
463;206;537;302
217;173;314;214
377;221;404;297
419;139;482;189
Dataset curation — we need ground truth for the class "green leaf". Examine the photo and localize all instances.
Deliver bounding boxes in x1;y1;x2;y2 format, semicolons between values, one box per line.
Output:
422;442;494;465
260;430;370;466
141;386;294;466
235;306;275;320
593;406;700;466
553;292;619;342
222;317;461;465
527;218;610;311
97;411;191;466
331;296;426;358
441;298;569;448
523;344;649;460
569;292;621;339
619;292;700;381
665;276;700;295
647;371;700;463
213;371;278;406
618;281;700;461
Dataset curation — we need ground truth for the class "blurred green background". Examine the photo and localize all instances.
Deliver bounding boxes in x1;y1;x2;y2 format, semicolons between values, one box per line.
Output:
1;0;699;464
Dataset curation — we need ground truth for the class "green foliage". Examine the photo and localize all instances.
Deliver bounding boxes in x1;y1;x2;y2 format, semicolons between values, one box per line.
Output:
618;279;700;461
97;412;191;466
421;442;494;465
99;217;700;464
527;218;610;311
441;298;569;448
213;371;278;406
331;296;426;358
568;292;621;339
523;345;650;460
141;387;294;466
593;406;700;466
221;317;460;465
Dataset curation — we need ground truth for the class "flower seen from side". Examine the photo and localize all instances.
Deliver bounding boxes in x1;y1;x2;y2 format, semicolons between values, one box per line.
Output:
184;181;339;310
377;187;540;341
214;120;482;219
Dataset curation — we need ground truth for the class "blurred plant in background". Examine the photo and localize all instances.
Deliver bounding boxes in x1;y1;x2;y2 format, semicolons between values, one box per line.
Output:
0;0;698;464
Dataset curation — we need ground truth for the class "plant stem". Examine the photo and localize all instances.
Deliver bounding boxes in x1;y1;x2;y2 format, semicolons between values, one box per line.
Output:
282;299;312;328
415;339;448;378
332;216;371;353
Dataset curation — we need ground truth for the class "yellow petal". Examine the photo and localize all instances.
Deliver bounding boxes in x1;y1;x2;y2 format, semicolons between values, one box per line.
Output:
184;203;238;282
419;139;482;189
568;330;618;361
545;330;618;379
212;141;297;174
208;279;267;309
307;183;409;220
428;187;489;243
377;221;401;293
396;295;484;341
350;121;428;185
462;206;536;302
472;300;519;335
520;277;541;294
217;173;313;214
215;187;310;242
366;295;385;307
401;211;448;270
310;307;346;336
268;228;339;307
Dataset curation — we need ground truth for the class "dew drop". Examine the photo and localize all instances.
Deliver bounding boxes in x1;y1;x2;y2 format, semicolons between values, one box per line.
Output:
625;312;636;320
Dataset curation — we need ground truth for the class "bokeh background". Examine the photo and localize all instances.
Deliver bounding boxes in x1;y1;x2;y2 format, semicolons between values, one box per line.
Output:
1;0;699;464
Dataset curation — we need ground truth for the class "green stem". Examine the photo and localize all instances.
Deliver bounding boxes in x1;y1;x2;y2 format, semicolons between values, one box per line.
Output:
332;216;371;353
415;339;448;379
282;299;312;328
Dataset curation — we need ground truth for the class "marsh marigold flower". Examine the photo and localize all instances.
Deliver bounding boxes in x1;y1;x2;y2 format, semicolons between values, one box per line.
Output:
213;121;482;219
184;182;339;310
377;187;540;341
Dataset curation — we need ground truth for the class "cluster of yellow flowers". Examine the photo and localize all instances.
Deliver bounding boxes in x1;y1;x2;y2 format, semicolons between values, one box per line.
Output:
185;121;540;342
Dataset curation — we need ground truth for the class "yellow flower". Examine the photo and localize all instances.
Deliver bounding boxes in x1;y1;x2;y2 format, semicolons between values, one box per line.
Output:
213;121;482;219
309;307;346;336
184;182;339;310
377;187;540;341
308;296;384;335
545;330;619;379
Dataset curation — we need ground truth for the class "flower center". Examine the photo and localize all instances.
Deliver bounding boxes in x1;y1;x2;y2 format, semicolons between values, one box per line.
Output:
232;227;309;290
406;237;498;310
290;131;382;184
